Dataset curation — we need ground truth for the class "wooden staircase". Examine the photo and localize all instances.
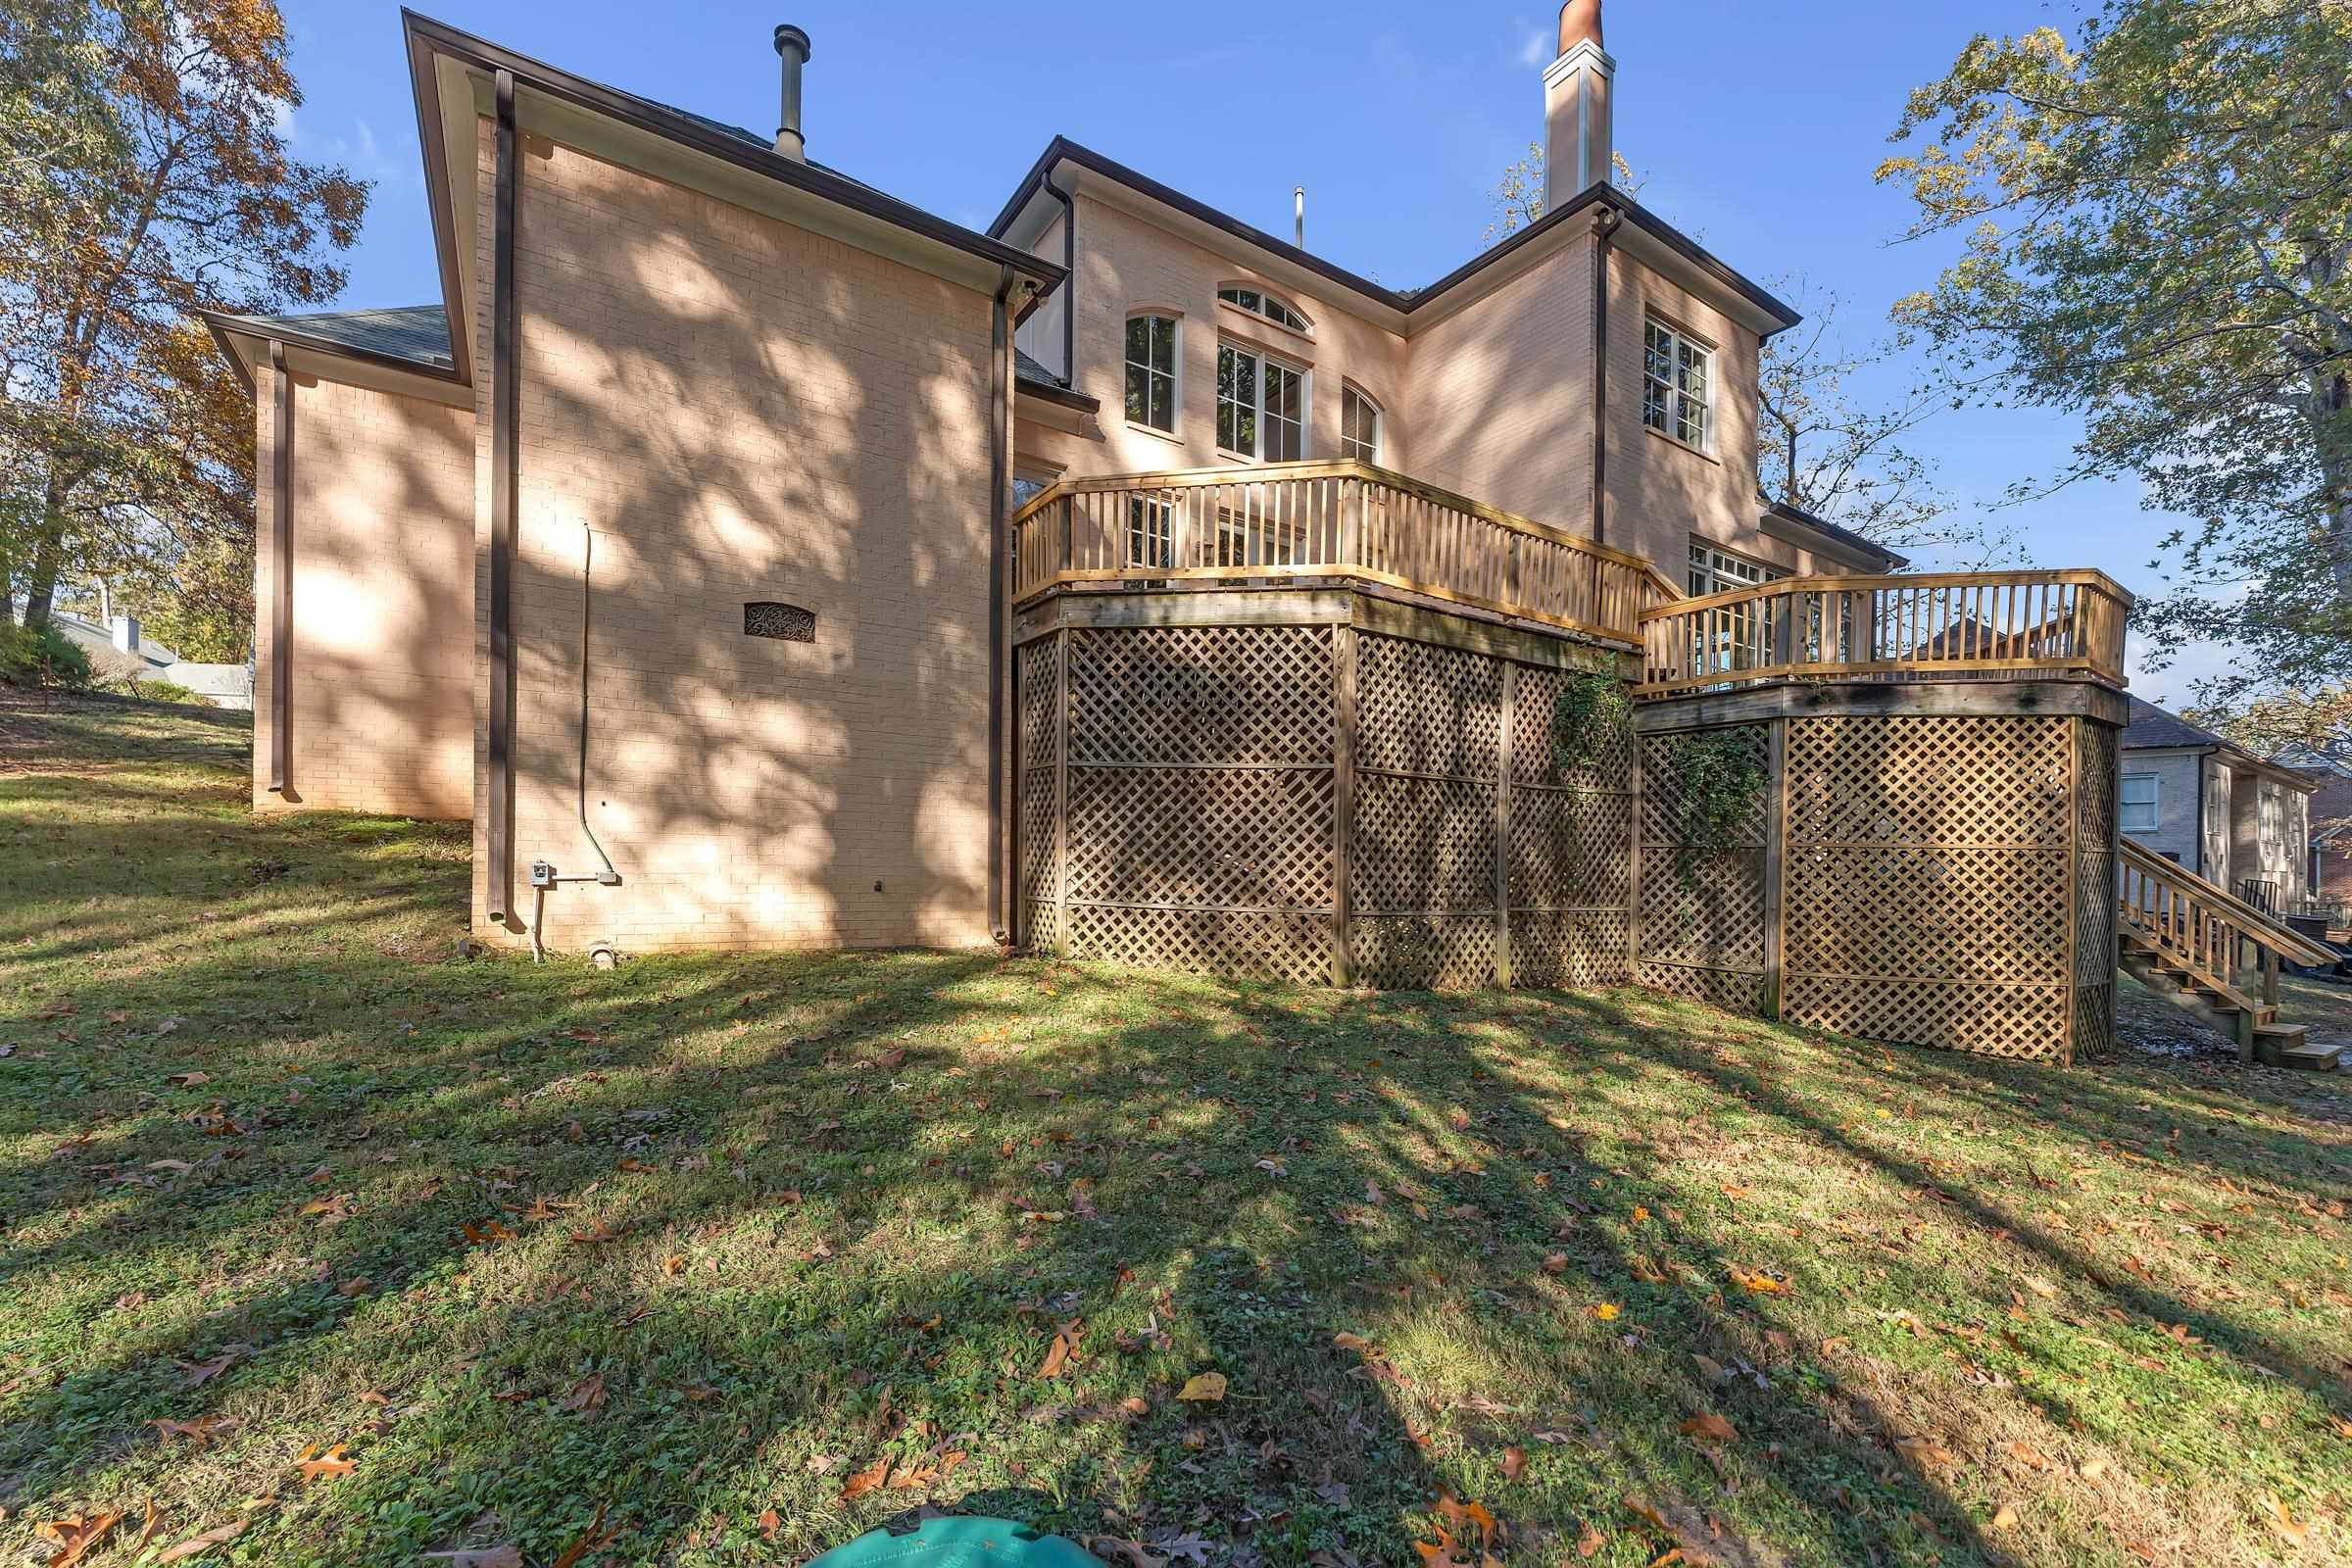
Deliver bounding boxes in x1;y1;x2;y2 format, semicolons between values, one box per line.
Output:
2117;839;2343;1069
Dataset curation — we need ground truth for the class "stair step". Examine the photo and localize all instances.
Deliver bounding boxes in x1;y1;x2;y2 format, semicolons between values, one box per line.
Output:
2272;1037;2340;1072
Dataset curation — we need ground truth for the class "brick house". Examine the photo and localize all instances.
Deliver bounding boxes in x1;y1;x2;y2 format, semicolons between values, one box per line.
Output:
200;5;1918;961
2118;697;2317;914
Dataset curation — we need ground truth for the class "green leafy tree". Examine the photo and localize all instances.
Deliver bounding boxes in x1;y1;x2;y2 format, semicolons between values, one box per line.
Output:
1482;144;1645;248
1877;0;2352;700
0;0;365;633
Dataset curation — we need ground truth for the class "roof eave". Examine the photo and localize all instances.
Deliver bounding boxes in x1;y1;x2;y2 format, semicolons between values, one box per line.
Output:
196;308;466;387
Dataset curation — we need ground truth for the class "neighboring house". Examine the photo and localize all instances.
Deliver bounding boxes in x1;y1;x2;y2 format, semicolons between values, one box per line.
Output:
2120;697;2317;914
45;610;255;710
2287;760;2352;920
195;5;1906;956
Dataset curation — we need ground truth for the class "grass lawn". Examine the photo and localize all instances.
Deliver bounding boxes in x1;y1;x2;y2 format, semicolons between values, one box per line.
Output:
2;698;2349;1568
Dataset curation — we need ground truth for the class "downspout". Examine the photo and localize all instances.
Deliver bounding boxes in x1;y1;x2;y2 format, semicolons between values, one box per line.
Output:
989;264;1015;943
1043;170;1075;383
486;67;520;928
268;340;292;793
1589;201;1624;548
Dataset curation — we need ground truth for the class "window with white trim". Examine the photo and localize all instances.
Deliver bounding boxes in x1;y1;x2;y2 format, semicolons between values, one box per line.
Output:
1216;342;1305;461
1217;285;1309;332
1123;314;1178;432
1643;318;1713;451
2121;773;2159;834
1127;496;1172;569
1687;543;1781;598
1341;386;1382;463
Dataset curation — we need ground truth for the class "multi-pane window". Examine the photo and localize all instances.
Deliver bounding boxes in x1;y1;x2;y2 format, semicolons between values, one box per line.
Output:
1124;315;1177;432
1341;386;1382;463
1643;318;1713;451
1217;285;1309;332
1687;543;1780;598
1685;544;1783;677
1127;496;1173;569
1217;343;1304;461
2121;773;2159;834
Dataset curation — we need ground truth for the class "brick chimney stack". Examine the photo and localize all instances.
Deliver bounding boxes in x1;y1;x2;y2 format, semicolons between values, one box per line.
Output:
1543;0;1614;210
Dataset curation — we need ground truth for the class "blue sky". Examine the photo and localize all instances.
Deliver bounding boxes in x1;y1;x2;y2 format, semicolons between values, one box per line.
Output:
275;0;2226;697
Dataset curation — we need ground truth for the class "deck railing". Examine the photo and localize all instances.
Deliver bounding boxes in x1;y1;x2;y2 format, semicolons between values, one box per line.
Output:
1008;460;1678;648
1636;569;2132;695
2117;837;2336;1011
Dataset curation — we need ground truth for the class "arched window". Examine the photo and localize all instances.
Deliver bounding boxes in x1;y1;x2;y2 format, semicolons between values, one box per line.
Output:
1217;285;1310;333
1341;386;1383;463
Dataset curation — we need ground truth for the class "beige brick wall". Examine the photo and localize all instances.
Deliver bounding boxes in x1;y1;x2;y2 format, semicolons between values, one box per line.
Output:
252;371;474;819
468;126;1001;956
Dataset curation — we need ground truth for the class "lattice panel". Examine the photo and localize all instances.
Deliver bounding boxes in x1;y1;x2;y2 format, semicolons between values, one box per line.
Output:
1355;771;1495;913
1639;960;1765;1014
2075;717;2121;989
1512;663;1635;791
1640;849;1766;970
1784;976;2068;1060
1786;715;2071;847
2077;719;2118;853
1067;625;1333;766
1019;769;1057;902
1069;904;1335;986
1352;914;1499;991
1640;726;1772;847
2076;847;2117;984
1357;635;1501;779
1512;910;1632;991
2071;982;2117;1063
1065;765;1334;910
1509;787;1633;911
1785;847;2068;983
1017;637;1059;770
1022;895;1060;953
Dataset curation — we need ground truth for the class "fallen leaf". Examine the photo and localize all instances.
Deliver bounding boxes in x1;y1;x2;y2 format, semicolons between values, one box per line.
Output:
1592;1302;1621;1321
1990;1503;2020;1530
173;1347;246;1389
1542;1252;1568;1275
296;1443;356;1483
168;1071;210;1087
147;1415;235;1449
2260;1493;2307;1544
1086;1536;1167;1568
2021;1274;2057;1298
156;1520;246;1563
1892;1433;1957;1475
1501;1446;1527;1481
34;1510;124;1566
840;1456;890;1501
760;1509;783;1543
874;1048;906;1070
1177;1371;1228;1403
661;1255;685;1278
549;1505;612;1568
2079;1455;2111;1483
1679;1413;1739;1445
133;1499;162;1552
562;1372;607;1416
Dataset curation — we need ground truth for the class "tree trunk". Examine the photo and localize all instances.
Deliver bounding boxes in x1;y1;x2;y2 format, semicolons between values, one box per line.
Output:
20;466;72;628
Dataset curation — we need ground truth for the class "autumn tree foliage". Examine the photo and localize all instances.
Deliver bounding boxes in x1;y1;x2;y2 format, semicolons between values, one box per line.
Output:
0;0;366;655
1878;0;2352;701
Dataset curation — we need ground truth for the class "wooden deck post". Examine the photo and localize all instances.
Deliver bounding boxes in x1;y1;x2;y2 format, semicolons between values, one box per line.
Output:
1496;660;1516;988
1761;716;1787;1020
1333;622;1357;987
1053;628;1071;956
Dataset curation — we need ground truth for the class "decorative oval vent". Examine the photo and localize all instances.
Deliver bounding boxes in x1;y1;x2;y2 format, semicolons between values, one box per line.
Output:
744;602;815;642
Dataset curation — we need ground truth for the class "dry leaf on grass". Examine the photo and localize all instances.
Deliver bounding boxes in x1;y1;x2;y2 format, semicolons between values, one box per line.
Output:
156;1520;246;1563
2260;1493;2308;1544
1989;1503;2020;1530
839;1457;891;1501
1086;1536;1166;1568
549;1504;613;1568
1500;1446;1527;1481
562;1372;607;1416
296;1443;357;1483
33;1509;124;1566
1177;1372;1228;1403
1680;1413;1739;1446
1039;1317;1083;1379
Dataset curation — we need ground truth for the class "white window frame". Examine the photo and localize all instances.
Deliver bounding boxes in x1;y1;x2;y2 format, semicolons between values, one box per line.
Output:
1123;313;1180;435
1687;542;1781;599
1216;340;1308;463
1643;317;1715;453
1340;385;1383;464
2121;772;2159;834
1217;284;1311;334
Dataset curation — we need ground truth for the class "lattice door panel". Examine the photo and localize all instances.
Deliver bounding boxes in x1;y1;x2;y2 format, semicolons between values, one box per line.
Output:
1017;638;1059;772
1784;975;2068;1060
1023;895;1060;954
2075;716;2121;991
1513;909;1632;991
2077;718;2118;853
1509;787;1632;911
1355;771;1496;913
1015;635;1061;952
1069;904;1335;986
1352;914;1499;991
1784;847;2069;983
1019;768;1058;903
1512;663;1634;792
1640;726;1772;848
1356;634;1502;779
1786;715;2072;848
1064;765;1335;910
1638;960;1765;1014
1066;624;1334;766
1639;850;1766;970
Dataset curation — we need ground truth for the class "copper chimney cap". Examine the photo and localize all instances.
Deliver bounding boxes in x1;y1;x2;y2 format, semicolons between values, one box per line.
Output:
1558;0;1602;52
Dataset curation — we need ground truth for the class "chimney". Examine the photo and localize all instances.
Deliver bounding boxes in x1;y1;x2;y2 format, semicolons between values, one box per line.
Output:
1543;0;1614;210
111;614;139;655
771;24;811;161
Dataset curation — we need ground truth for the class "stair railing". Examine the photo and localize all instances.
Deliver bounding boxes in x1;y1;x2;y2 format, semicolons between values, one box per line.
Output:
2116;838;2336;1014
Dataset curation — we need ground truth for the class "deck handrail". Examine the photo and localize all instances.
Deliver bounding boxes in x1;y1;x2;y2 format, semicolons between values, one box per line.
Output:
1634;569;2132;694
2117;839;2336;1016
1008;460;1677;648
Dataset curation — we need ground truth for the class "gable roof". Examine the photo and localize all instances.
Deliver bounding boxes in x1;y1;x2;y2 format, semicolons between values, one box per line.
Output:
1759;498;1906;571
203;304;456;386
2122;697;2320;793
989;136;1801;334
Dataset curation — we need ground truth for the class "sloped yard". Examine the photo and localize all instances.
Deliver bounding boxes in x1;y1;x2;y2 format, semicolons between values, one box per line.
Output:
1;699;2347;1568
